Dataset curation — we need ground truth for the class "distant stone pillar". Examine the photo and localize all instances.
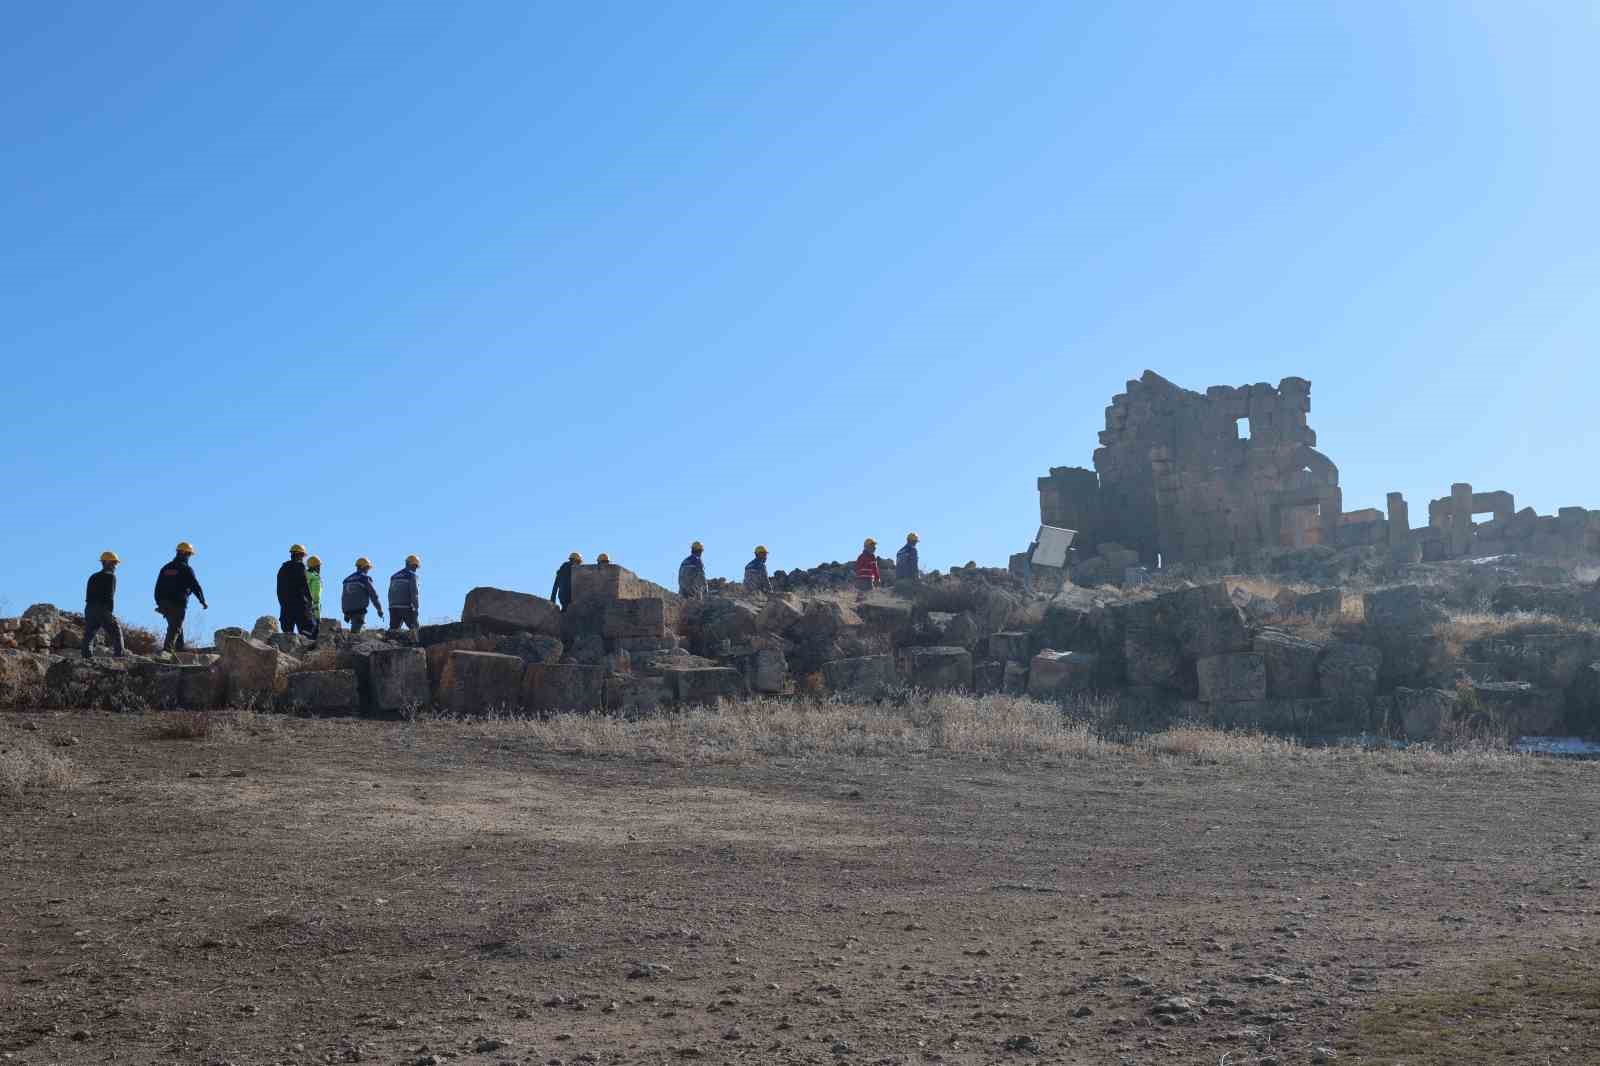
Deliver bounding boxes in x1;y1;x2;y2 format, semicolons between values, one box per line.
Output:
1386;492;1410;546
1449;483;1474;557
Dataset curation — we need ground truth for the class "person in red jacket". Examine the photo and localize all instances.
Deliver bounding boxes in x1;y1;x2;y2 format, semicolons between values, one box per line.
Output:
855;538;880;593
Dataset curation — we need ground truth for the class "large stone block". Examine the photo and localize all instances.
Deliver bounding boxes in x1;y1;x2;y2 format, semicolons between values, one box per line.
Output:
989;632;1031;663
461;587;563;636
664;666;747;704
722;646;788;694
821;655;896;697
1389;687;1459;739
417;621;488;647
493;632;565;665
1028;650;1098;698
757;593;805;633
522;662;606;712
1470;681;1565;735
903;646;973;691
219;635;292;705
604;597;671;640
366;646;430;714
1362;585;1446;631
1318;643;1382;702
425;636;500;689
285;669;360;715
1253;629;1324;699
438;651;525;715
1196;652;1266;704
1124;619;1183;689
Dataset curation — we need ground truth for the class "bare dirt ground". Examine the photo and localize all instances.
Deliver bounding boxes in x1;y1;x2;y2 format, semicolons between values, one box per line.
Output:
3;708;1599;1066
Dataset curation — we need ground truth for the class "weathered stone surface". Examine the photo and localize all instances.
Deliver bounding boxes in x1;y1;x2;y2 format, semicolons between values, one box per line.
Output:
903;646;973;691
1363;585;1446;632
857;599;913;632
1003;661;1029;694
1124;616;1183;689
757;593;805;632
219;635;292;705
1028;650;1098;698
603;597;670;640
268;633;313;656
285;669;359;715
1196;653;1266;704
212;627;247;647
1470;681;1565;735
522;662;605;712
989;632;1031;663
366;646;429;714
251;616;279;641
45;657;139;710
607;674;672;716
1294;588;1344;618
1474;631;1600;691
424;636;498;689
493;632;565;666
973;660;1005;694
821;655;896;696
417;621;487;647
685;597;758;650
719;646;787;694
438;651;525;715
1389;687;1458;739
461;587;562;636
0;650;49;708
1253;629;1324;699
665;666;747;704
1318;643;1382;702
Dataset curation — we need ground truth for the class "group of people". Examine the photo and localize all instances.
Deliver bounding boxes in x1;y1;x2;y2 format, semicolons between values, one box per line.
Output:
671;533;921;601
78;542;422;659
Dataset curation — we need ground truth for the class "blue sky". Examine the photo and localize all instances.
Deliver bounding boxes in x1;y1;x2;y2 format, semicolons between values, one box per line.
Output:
3;1;1597;632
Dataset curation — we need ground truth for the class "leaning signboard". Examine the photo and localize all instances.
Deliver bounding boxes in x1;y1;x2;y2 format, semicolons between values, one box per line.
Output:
1031;526;1077;569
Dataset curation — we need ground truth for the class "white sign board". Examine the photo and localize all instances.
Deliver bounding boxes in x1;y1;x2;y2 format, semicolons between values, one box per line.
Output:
1031;526;1076;569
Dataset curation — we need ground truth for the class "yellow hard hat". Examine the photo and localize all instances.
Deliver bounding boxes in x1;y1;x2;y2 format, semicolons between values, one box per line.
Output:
691;540;704;552
306;555;321;569
289;543;307;555
355;556;372;570
100;551;120;564
175;541;196;555
597;552;611;564
755;545;768;556
907;532;919;543
405;554;421;567
864;537;877;549
569;552;583;563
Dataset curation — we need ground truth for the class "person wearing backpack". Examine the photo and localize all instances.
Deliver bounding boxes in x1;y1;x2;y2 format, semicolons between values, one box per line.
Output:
388;555;421;631
341;557;384;634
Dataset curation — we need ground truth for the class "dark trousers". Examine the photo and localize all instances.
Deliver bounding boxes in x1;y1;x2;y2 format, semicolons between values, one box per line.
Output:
344;610;367;634
157;600;187;651
390;607;418;630
280;606;318;639
82;605;124;657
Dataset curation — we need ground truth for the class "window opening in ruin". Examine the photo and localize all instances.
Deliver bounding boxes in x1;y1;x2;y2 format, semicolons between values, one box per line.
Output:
1236;417;1251;440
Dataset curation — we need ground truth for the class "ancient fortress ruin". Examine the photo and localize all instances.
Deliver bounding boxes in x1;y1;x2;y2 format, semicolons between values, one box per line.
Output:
1038;371;1600;569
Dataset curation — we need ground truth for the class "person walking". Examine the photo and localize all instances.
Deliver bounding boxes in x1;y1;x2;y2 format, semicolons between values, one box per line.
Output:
895;532;921;584
678;541;707;600
743;546;771;594
276;544;318;639
388;554;421;631
855;538;881;593
306;555;324;622
153;541;207;653
341;557;384;634
82;551;125;659
551;552;581;610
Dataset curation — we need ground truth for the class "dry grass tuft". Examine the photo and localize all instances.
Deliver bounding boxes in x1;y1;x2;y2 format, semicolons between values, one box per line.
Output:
149;710;214;740
1434;609;1600;659
1138;725;1300;762
0;736;83;796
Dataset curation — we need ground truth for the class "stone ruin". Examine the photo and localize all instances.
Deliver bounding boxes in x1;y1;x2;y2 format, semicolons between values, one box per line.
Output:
1035;370;1600;575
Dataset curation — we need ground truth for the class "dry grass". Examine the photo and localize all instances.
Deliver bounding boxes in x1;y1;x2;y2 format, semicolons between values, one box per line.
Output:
1434;608;1600;658
148;710;214;740
0;735;83;796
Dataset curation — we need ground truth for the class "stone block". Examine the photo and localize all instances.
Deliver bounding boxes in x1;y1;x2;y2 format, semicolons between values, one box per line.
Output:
418;621;487;647
212;626;247;647
522;662;606;712
425;636;499;690
757;593;805;632
603;597;670;639
1028;650;1098;698
821;655;896;697
973;660;1005;694
268;633;313;656
1362;585;1445;631
285;669;360;715
1003;661;1028;694
1470;681;1565;736
1124;619;1183;689
1318;643;1382;702
607;674;672;716
219;635;291;705
1389;687;1459;739
1294;588;1344;618
251;616;279;641
493;632;565;665
1253;629;1324;698
438;651;525;715
611;636;679;653
461;587;563;636
1196;652;1266;704
685;597;758;650
903;646;973;691
857;599;914;633
665;666;747;705
366;646;430;714
989;632;1031;663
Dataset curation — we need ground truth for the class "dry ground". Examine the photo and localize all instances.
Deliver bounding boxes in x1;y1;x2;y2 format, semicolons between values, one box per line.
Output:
2;702;1599;1066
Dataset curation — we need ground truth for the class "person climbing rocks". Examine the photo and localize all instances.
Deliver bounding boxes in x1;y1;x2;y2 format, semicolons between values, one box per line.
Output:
744;546;771;593
82;551;125;659
388;554;421;631
276;544;318;639
341;557;383;634
153;541;206;653
679;541;706;600
552;552;581;610
855;538;881;593
896;532;920;583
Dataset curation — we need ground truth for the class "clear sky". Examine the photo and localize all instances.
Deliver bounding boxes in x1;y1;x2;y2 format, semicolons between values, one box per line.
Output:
3;1;1597;633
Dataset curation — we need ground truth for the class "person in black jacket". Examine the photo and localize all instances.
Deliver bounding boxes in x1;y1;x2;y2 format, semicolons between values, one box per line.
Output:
154;541;207;653
551;552;581;610
276;544;318;639
82;551;125;659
